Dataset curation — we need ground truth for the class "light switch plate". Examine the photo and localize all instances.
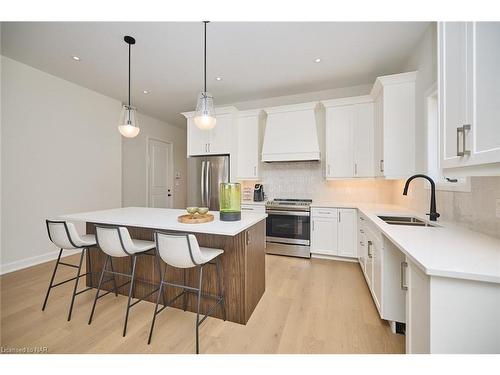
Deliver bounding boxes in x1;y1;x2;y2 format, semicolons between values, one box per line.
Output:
496;198;500;218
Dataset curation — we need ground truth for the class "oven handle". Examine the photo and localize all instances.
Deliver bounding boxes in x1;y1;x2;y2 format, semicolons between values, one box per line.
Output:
265;210;310;217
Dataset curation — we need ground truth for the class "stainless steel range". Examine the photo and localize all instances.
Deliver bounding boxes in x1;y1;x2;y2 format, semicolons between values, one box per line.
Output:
265;199;312;258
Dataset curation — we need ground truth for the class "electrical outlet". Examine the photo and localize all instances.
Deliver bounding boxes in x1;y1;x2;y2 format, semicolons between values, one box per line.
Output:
496;198;500;219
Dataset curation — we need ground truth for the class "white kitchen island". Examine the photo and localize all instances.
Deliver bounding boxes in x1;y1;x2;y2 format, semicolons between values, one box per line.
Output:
60;207;268;325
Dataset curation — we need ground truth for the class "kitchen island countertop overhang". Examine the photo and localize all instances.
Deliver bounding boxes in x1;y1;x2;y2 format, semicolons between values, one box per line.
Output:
59;207;268;325
60;207;267;236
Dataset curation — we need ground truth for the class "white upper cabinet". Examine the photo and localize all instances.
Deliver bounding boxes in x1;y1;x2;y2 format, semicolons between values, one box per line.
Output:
183;106;237;157
353;103;375;177
439;22;500;172
371;72;417;179
236;110;262;180
325;105;353;177
323;96;374;178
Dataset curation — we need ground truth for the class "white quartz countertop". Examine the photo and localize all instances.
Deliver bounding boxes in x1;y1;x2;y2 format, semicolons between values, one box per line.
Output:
312;202;500;284
59;207;267;237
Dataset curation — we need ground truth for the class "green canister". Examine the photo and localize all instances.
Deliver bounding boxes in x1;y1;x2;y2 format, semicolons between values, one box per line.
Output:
219;183;241;221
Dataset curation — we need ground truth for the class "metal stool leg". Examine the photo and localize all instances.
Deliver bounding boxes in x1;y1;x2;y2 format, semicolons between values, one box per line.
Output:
148;266;166;345
195;265;203;354
215;257;226;321
67;248;86;321
108;257;119;297
42;248;63;311
86;248;93;287
183;268;188;311
123;255;137;337
88;255;109;325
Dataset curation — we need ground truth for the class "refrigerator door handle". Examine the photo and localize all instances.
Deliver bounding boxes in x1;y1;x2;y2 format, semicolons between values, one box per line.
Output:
206;161;211;209
200;161;206;207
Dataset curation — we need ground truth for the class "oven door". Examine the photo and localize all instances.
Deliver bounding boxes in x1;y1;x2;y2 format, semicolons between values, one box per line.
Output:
266;210;310;245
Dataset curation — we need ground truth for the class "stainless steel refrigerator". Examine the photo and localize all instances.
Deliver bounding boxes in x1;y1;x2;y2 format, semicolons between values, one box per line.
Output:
187;155;230;211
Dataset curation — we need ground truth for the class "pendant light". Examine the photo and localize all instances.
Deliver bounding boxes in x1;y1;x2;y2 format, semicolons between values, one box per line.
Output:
194;21;216;130
118;35;140;138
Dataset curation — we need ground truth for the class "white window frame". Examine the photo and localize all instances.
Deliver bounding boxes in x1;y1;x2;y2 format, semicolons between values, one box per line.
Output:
426;83;471;192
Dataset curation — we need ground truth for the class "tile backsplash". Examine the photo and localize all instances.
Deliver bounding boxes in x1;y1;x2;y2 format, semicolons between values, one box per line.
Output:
241;161;395;204
241;163;500;239
393;176;500;239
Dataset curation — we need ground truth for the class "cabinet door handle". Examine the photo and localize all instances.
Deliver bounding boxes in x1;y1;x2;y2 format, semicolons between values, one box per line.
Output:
354;163;357;175
367;240;372;258
246;231;251;245
359;229;364;233
360;216;365;221
456;124;471;157
338;211;341;222
359;241;364;246
400;261;408;290
312;220;315;231
379;159;384;173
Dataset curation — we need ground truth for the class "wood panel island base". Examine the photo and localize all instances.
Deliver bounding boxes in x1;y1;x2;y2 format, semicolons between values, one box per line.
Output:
60;208;267;325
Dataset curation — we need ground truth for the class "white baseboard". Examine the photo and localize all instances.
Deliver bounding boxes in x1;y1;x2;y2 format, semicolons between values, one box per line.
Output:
0;249;80;275
311;253;359;263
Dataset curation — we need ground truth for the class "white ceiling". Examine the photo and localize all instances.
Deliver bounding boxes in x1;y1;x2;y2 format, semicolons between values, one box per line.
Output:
1;22;430;127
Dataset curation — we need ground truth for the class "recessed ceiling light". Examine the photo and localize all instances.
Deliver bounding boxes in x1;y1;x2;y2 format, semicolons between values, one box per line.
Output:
72;56;81;61
215;77;222;81
314;58;321;63
142;90;150;94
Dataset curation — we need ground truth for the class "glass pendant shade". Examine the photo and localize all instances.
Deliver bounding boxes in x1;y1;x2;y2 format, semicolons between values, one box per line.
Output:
194;91;216;130
118;105;140;138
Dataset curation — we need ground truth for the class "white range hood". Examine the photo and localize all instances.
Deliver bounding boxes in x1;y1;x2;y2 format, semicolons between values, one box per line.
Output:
261;102;320;162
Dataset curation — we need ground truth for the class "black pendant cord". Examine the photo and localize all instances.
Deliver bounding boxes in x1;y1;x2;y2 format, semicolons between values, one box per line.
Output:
203;21;208;94
128;41;131;123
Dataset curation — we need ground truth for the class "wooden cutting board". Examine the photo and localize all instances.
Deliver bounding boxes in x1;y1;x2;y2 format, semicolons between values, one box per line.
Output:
177;214;214;224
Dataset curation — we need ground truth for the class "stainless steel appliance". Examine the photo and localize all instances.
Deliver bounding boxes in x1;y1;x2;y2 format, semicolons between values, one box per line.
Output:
265;198;312;258
187;155;230;211
253;184;265;202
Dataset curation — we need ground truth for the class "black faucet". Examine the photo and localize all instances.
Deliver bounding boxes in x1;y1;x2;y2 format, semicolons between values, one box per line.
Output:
403;174;440;221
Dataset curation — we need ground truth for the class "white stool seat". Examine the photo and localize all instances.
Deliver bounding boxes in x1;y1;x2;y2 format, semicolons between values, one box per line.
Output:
46;220;96;249
199;247;224;264
79;234;97;247
130;239;156;253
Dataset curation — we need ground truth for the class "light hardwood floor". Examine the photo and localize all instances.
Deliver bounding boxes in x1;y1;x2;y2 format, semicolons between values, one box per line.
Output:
0;254;404;354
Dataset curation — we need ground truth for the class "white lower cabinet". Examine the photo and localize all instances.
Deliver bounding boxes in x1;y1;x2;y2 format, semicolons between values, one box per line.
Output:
361;215;406;324
404;257;500;353
311;208;356;258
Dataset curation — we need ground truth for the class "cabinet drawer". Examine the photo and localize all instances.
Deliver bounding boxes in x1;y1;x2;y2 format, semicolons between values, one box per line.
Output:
241;204;266;214
311;208;338;218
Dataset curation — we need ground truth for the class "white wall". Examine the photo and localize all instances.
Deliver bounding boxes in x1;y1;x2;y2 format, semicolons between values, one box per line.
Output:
0;56;122;274
226;84;372;110
122;114;187;209
403;23;437;173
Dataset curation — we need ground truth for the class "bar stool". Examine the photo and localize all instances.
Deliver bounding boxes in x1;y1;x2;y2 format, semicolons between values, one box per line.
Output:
43;220;96;321
88;225;159;337
147;232;226;354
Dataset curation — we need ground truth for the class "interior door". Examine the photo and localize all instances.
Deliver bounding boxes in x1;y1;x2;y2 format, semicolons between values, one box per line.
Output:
148;139;173;208
325;106;353;177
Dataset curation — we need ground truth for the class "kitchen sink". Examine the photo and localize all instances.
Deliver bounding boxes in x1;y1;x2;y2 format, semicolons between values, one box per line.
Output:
377;215;437;227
